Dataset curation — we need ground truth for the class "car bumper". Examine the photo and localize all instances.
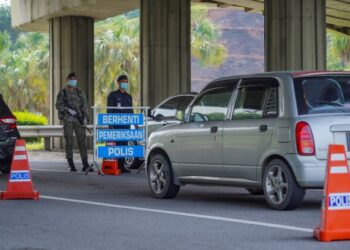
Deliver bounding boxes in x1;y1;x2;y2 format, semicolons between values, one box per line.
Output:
0;137;17;159
284;154;326;188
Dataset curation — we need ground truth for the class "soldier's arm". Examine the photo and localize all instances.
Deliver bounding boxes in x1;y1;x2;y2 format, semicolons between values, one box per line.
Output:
55;90;66;112
79;90;89;121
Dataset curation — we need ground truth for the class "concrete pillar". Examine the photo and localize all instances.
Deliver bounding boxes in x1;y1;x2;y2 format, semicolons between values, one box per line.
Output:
265;0;326;71
49;16;94;149
141;0;191;108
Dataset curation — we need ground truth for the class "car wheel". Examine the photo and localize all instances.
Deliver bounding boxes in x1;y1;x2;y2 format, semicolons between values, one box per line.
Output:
0;156;12;174
246;188;264;195
263;159;305;210
124;157;143;170
147;153;179;199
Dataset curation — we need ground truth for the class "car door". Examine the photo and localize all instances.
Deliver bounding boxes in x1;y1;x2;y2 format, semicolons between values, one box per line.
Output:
223;78;279;181
171;81;236;178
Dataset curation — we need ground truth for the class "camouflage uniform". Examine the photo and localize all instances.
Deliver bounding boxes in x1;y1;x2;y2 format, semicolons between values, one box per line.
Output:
55;87;89;160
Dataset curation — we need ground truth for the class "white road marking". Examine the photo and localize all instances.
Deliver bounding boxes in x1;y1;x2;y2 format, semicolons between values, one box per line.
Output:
41;195;313;233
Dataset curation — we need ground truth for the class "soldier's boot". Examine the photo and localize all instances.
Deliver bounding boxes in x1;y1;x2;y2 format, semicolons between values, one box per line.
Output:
67;158;77;172
82;157;93;172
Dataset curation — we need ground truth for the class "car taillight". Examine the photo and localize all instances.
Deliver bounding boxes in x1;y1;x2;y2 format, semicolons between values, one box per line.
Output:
296;121;315;156
0;116;17;129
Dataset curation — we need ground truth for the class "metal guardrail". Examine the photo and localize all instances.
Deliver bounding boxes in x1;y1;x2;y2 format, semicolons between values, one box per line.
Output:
17;125;94;137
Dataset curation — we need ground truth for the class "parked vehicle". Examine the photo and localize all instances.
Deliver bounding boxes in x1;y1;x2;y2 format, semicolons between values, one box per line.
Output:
0;94;20;173
124;93;196;169
146;71;350;210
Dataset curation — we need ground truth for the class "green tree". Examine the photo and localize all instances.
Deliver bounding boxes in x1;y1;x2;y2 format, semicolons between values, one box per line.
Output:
94;15;140;107
94;6;227;107
0;31;49;114
327;31;350;70
191;5;227;67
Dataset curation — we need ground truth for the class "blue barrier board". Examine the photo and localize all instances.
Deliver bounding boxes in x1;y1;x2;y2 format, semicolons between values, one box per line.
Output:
98;146;144;158
97;129;144;142
98;113;144;125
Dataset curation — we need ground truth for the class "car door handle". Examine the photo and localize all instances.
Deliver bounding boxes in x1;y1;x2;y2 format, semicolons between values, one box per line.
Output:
210;126;218;133
259;125;268;132
162;121;168;126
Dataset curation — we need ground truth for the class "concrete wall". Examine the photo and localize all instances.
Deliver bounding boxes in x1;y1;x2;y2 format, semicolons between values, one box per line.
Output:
11;0;139;32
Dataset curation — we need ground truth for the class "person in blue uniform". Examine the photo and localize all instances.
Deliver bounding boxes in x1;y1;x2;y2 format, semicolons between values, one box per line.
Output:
107;75;133;173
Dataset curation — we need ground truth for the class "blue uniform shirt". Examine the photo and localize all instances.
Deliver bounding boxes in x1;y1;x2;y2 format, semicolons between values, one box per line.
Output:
107;90;133;114
107;89;133;130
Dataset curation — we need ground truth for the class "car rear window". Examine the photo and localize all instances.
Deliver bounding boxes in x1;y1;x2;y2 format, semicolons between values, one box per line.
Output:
294;76;350;115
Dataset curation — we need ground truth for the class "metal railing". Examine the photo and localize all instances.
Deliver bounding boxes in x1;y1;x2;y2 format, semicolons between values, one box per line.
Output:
17;125;94;137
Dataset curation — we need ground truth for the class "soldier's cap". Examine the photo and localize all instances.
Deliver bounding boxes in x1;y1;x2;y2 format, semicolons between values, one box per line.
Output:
117;75;128;82
67;72;77;80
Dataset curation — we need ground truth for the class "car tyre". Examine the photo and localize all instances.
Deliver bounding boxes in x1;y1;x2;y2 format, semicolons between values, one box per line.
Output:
263;159;305;210
246;188;264;195
147;153;179;199
124;157;143;170
0;156;12;174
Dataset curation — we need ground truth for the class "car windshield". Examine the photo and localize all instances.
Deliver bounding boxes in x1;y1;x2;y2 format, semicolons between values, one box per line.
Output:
294;76;350;115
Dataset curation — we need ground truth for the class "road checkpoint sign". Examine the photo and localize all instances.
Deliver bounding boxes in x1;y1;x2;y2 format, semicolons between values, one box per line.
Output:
97;129;144;142
89;106;149;174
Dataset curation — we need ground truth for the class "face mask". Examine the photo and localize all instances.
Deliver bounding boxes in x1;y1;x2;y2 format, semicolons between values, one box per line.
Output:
120;82;128;91
68;79;77;87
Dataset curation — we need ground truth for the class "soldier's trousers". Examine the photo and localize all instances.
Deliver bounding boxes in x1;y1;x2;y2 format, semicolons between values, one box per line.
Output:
63;120;87;160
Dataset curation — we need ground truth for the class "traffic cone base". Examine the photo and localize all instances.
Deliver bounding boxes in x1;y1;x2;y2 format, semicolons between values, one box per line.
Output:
100;159;121;175
1;191;39;200
314;228;350;242
314;144;350;242
0;139;39;200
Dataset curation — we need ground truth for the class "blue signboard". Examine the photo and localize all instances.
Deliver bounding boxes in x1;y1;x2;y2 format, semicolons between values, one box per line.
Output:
329;193;350;210
98;113;144;125
98;146;144;158
10;170;30;182
97;129;144;142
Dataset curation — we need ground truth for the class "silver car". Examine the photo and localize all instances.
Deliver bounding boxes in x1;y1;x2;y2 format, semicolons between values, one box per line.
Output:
146;71;350;210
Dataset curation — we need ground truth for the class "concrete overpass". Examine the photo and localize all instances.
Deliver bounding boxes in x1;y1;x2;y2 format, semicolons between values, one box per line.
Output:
10;0;350;148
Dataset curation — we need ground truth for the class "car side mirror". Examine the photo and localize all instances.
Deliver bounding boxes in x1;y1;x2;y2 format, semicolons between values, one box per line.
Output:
147;110;162;121
175;110;184;121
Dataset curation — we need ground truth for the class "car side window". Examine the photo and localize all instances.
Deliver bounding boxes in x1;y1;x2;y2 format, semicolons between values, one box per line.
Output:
190;81;235;122
232;79;278;120
152;97;179;118
152;96;194;119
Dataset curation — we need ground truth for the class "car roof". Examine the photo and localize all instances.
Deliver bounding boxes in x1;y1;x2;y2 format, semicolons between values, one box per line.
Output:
203;71;350;89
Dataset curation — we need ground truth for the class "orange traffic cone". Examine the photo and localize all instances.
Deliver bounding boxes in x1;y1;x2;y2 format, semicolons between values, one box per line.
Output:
314;144;350;241
99;142;120;176
1;139;39;200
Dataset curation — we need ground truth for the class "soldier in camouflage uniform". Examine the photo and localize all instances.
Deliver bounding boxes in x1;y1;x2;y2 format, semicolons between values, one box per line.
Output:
55;72;92;172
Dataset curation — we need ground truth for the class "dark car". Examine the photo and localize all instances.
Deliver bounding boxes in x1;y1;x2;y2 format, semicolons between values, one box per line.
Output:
0;94;20;173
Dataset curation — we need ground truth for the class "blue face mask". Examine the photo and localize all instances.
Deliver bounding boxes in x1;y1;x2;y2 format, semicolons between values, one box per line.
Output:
68;79;77;87
120;82;129;91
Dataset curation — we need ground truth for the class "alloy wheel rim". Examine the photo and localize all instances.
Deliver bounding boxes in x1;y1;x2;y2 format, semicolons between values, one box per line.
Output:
149;160;167;194
265;165;288;205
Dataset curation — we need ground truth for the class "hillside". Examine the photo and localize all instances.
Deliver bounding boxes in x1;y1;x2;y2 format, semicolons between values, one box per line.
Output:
191;8;264;91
